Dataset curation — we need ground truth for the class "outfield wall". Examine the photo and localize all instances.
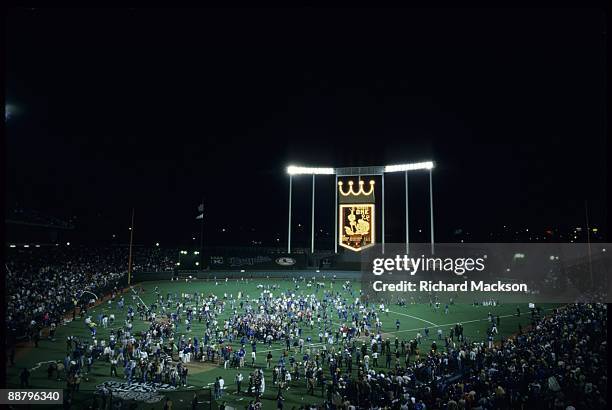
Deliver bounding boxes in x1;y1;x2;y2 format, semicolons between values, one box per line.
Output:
131;270;362;282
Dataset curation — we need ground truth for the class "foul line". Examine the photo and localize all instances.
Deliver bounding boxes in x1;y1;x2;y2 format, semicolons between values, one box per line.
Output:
130;287;149;310
30;360;57;372
389;311;438;327
385;308;556;337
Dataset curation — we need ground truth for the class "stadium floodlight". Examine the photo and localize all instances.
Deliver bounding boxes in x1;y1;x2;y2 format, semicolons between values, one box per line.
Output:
384;161;434;173
9;244;16;248
287;165;335;175
23;245;29;248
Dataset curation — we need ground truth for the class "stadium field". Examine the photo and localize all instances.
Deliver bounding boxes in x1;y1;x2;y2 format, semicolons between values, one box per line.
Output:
6;277;560;409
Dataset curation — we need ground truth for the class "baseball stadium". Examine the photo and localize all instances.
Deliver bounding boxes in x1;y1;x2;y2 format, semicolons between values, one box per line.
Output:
4;164;608;410
5;7;607;410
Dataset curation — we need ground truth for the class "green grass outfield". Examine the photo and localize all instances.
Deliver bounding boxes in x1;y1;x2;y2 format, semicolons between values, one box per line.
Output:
6;278;560;409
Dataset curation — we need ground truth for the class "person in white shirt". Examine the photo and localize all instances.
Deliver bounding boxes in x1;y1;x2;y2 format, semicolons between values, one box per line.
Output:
372;351;379;367
285;371;292;388
218;376;225;396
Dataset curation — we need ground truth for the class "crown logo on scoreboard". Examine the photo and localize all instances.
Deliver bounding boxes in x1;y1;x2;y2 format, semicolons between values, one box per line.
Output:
338;179;375;251
338;180;375;198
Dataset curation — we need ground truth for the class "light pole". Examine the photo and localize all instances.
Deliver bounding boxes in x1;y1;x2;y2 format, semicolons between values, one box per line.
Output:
429;168;435;255
127;208;135;286
405;171;409;254
382;173;385;254
288;175;292;253
334;174;338;254
311;174;315;253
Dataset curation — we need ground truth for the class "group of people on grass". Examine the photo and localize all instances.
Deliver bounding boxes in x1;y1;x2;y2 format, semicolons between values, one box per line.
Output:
7;258;607;410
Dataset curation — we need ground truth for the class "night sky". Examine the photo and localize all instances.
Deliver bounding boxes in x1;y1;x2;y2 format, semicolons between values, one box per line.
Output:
5;8;607;247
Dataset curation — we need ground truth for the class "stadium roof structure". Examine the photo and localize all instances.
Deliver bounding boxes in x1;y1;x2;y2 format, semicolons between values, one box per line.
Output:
5;209;75;230
285;161;435;256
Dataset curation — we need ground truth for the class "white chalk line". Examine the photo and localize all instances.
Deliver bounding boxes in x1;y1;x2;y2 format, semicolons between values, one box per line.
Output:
384;308;556;337
30;360;57;372
388;310;438;326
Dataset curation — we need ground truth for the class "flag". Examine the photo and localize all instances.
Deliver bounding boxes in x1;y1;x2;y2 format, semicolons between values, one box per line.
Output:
196;213;203;220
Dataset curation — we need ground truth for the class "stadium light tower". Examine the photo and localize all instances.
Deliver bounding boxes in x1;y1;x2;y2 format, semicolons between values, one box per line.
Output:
384;161;435;254
384;161;434;173
286;161;435;256
286;166;335;254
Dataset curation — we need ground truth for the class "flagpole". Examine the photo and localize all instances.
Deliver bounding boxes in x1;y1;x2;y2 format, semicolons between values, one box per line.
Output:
585;200;593;287
200;197;204;268
127;208;135;286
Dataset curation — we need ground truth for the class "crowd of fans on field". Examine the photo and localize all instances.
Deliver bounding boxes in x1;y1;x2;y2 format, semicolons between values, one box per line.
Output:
320;302;607;410
25;275;607;410
5;245;607;410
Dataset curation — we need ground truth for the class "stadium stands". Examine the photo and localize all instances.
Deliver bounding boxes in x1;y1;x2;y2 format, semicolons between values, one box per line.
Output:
5;246;176;340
